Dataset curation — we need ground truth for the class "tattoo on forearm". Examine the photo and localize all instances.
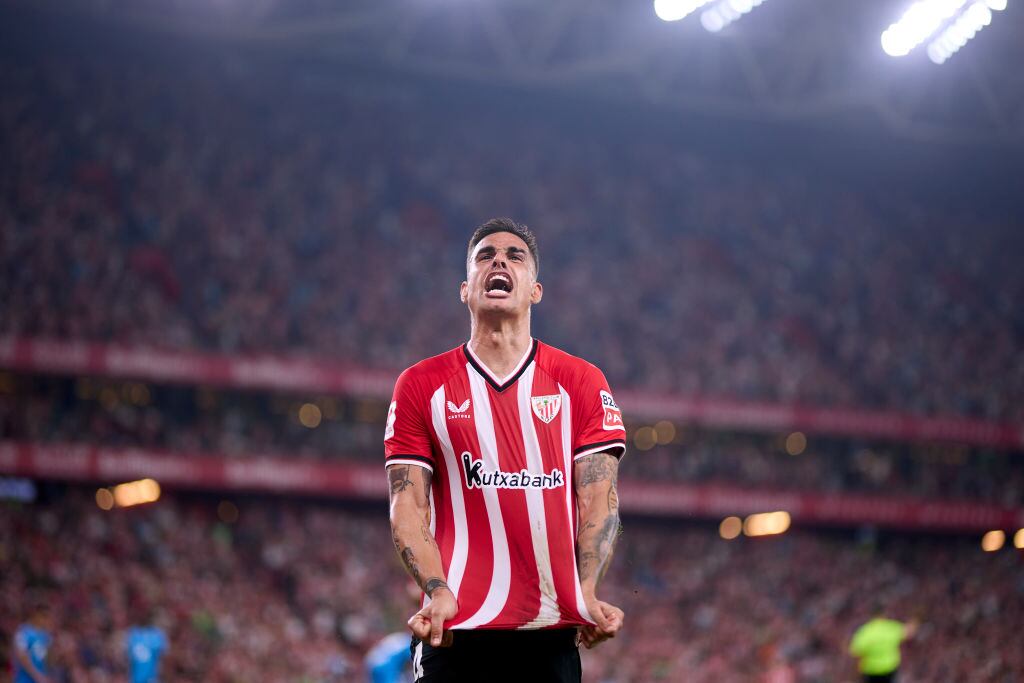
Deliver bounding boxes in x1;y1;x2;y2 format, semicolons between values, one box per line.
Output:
424;578;449;597
420;523;439;548
577;511;621;583
400;546;423;586
576;453;622;586
389;466;414;497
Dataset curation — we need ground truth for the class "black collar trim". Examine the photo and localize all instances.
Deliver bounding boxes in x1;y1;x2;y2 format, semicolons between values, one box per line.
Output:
462;339;538;393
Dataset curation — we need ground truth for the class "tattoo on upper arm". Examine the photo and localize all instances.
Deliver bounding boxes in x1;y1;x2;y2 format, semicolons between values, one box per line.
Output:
576;452;618;488
607;485;619;513
389;465;414;497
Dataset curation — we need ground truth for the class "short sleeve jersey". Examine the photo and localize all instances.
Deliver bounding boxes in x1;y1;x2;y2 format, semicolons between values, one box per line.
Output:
384;339;626;631
849;618;906;675
126;626;168;683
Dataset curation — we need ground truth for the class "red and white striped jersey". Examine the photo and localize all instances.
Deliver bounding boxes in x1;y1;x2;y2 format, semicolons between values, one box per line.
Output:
384;339;626;631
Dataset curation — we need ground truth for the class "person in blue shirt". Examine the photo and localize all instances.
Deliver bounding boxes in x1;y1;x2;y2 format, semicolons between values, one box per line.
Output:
125;623;168;683
365;631;412;683
12;606;53;683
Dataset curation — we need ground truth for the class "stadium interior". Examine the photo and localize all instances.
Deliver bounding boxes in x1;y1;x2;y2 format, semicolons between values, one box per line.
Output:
1;1;1022;681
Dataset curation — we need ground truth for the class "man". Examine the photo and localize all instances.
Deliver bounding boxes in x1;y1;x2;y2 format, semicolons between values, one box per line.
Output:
385;218;626;682
11;606;53;683
848;610;918;682
125;618;168;683
365;631;413;683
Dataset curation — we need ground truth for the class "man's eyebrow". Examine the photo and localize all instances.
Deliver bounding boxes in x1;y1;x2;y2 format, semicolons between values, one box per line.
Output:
475;246;497;257
506;246;526;256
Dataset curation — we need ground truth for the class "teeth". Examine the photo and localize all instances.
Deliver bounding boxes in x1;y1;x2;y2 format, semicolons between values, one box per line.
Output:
487;274;511;291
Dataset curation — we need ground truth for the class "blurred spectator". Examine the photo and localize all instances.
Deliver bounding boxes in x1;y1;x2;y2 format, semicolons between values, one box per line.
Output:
126;620;168;683
11;605;53;683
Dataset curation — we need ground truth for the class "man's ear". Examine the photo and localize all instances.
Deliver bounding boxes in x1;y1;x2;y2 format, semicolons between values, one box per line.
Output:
460;281;469;304
531;281;543;305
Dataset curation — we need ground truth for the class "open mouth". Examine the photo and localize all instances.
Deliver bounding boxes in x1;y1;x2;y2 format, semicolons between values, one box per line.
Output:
485;272;513;296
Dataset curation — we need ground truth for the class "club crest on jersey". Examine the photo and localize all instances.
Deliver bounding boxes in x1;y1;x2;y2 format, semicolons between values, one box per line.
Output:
600;390;623;431
446;398;471;419
531;394;561;424
460;452;565;490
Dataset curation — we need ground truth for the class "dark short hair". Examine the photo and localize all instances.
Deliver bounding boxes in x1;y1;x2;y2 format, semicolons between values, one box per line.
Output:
467;218;539;276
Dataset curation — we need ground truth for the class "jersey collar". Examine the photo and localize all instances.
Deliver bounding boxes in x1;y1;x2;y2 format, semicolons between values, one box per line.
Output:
463;338;538;393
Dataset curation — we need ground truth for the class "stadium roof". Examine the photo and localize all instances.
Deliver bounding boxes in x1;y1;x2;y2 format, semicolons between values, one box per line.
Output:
13;0;1024;146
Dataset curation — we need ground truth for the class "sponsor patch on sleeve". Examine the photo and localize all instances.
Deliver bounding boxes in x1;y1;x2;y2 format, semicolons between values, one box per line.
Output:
384;401;397;440
600;390;623;431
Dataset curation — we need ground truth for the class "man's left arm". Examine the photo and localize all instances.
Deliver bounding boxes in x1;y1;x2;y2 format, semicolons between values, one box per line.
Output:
574;450;625;649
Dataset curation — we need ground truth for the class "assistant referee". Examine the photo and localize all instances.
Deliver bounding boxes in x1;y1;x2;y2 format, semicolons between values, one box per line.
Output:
848;611;919;682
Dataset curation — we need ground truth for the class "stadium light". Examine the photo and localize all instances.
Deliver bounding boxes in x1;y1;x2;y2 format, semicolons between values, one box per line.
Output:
700;0;769;33
719;516;743;540
881;0;969;57
1015;529;1024;549
743;511;791;537
785;431;807;456
633;426;657;451
96;487;115;510
654;420;676;445
926;0;1004;64
981;529;1005;552
111;478;161;508
654;0;716;22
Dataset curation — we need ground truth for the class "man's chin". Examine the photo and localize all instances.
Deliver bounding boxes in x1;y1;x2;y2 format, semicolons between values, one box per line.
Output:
472;298;527;316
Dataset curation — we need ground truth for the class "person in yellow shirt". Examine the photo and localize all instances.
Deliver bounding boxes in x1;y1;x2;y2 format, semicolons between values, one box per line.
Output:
849;610;919;682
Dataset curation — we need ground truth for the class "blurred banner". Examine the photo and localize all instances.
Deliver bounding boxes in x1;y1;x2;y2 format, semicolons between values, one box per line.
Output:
3;336;1022;449
2;441;1020;532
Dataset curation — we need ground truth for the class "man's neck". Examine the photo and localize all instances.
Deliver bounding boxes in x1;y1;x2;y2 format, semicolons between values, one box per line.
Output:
467;314;533;380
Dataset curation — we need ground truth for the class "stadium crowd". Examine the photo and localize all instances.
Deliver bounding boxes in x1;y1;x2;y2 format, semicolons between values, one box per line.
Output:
1;489;1021;682
4;374;1023;505
2;48;1023;423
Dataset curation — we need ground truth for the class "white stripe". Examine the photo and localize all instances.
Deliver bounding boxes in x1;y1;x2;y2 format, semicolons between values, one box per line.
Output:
384;459;434;472
464;338;534;386
429;386;468;602
560;385;595;625
456;365;512;629
413;639;424;680
572;441;625;461
516;365;562;629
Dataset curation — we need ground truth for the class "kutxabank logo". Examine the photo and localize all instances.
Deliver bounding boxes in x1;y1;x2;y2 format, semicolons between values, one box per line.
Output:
460;452;565;490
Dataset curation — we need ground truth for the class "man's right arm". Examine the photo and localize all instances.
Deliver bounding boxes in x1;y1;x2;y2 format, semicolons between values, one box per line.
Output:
387;464;458;646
